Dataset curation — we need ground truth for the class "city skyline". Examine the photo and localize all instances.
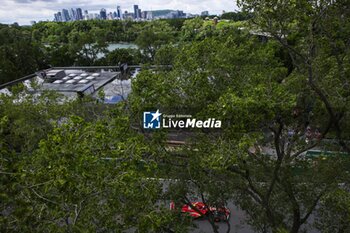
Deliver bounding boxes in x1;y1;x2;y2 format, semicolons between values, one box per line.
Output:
53;5;188;22
0;0;238;25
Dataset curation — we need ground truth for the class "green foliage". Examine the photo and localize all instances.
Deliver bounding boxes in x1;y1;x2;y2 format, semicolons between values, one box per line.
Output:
154;44;179;65
0;91;191;232
132;28;287;114
129;69;177;112
315;188;350;233
67;27;108;65
1;2;350;232
220;11;253;21
16;115;155;232
102;48;141;66
128;3;350;232
180;17;204;41
160;18;187;31
0;25;47;84
135;21;175;61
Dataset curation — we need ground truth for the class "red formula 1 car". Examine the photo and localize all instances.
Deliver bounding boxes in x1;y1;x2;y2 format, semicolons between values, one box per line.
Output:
170;201;230;222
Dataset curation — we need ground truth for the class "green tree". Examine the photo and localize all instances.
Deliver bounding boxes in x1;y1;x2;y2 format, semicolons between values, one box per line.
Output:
221;11;253;21
68;27;108;65
103;48;139;66
0;25;47;84
315;188;350;233
154;44;179;66
135;21;175;61
0;89;192;232
129;9;350;231
237;0;350;151
180;17;204;41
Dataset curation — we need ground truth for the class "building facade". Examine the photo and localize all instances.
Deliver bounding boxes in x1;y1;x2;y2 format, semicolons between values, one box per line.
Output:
100;8;107;20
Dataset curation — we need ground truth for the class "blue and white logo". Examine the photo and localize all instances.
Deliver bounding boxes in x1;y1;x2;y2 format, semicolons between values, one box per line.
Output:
143;110;162;129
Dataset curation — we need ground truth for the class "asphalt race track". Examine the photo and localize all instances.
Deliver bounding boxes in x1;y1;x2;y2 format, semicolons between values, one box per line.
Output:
194;203;319;233
193;203;254;233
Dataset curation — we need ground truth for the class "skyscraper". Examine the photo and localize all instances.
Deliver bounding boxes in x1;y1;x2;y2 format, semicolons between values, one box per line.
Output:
141;11;147;19
58;12;62;21
107;12;114;20
61;9;70;22
124;11;134;19
138;9;142;19
100;8;107;20
133;5;140;19
76;8;83;20
201;11;209;16
54;12;62;22
84;10;89;20
70;8;77;21
117;6;122;18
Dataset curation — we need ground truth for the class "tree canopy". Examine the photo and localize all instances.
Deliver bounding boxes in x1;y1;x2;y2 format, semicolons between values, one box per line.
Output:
1;2;350;233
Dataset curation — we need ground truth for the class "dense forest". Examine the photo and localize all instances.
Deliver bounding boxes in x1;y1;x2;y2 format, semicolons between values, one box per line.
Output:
1;1;350;233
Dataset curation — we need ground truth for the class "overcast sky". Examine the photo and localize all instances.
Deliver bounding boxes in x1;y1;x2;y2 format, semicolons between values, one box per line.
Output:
0;0;238;25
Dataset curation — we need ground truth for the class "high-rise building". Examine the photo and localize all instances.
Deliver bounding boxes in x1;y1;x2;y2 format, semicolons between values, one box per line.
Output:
178;11;186;18
107;12;114;20
201;11;209;16
70;8;77;21
138;9;142;19
133;5;140;19
61;9;70;22
76;8;83;20
117;6;122;18
146;11;153;20
84;10;89;20
141;11;147;19
88;13;99;20
124;11;134;19
100;8;107;20
54;12;62;22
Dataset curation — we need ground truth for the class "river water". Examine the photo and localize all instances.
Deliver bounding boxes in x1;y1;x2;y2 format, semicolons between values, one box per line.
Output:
107;43;138;50
97;42;138;58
